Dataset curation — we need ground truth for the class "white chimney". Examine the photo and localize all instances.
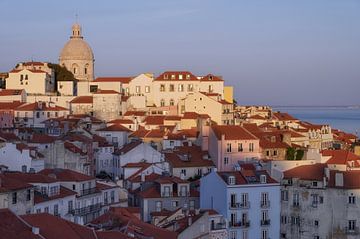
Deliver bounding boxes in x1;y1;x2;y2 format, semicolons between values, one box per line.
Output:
32;227;40;235
335;173;344;187
141;173;145;182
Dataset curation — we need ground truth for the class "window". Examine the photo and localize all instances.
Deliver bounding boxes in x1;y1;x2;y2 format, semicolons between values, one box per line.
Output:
293;192;300;206
312;194;319;207
136;86;141;93
312;181;318;187
172;201;179;208
26;189;31;201
281;215;287;224
348;220;356;231
36;208;41;214
241;193;248;207
262;210;268;221
160;99;165;107
230;231;237;239
111;190;115;203
249;143;254;152
68;201;73;213
178;84;184;92
314;220;319;227
209;85;213;92
224;157;229;165
72;184;76;190
169;84;175;92
178;74;183;80
160;84;165;92
36;112;40;118
84;67;87;74
54;204;59;216
181;169;186;176
230;193;237;207
155;201;162;212
171;74;175;80
145;86;150;93
238;143;243;152
47;112;50;118
226;143;232;153
261;192;269;207
242;230;248;239
261;229;268;239
186;74;190;79
190;200;195;210
90;85;98;93
349;195;356;204
44;207;49;213
188;84;193;92
197;168;202;176
12;192;17;204
281;190;289;201
169;99;174;106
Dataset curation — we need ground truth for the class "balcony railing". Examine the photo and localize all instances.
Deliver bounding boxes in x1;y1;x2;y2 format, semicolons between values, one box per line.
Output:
229;220;250;228
178;191;190;197
79;187;98;197
261;219;271;226
161;192;172;197
229;201;250;209
211;223;227;231
70;203;102;216
261;200;270;208
345;227;359;235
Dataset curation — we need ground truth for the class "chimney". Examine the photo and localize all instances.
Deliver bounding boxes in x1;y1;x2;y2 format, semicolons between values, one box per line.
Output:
188;216;192;226
141;173;145;182
335;173;344;187
32;227;40;235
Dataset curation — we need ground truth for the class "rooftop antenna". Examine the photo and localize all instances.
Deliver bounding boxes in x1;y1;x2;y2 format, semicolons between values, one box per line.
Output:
75;13;79;23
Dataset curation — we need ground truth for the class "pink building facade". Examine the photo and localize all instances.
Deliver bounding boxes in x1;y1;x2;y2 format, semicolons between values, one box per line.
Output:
208;125;261;171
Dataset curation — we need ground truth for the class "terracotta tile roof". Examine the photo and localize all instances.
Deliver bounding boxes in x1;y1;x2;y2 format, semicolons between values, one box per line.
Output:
154;71;197;81
0;209;42;239
164;146;214;168
164;115;182;121
123;111;147;117
23;61;45;66
211;125;258;140
144;115;165;125
107;119;134;124
29;134;57;144
0;131;20;141
64;141;86;155
97;124;131;132
70;96;93;104
129;129;150;138
0;89;24;96
128;172;162;183
218;99;232;105
10;69;46;74
16;102;68;111
182;112;200;120
90;207;177;239
218;169;278;185
0;101;25;110
242;123;262;133
113;141;142;155
0;174;33;193
93;89;120;94
4;171;57;183
200;74;224;82
21;213;130;239
283;163;326;181
328;170;360;189
322;149;360;166
34;186;76;204
39;168;94;182
93;77;133;84
248;114;266;120
259;139;289;149
273;112;298;121
96;182;119;191
123;162;151;168
145;129;166;138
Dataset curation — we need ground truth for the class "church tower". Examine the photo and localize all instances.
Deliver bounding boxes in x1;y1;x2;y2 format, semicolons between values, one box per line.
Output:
59;23;94;81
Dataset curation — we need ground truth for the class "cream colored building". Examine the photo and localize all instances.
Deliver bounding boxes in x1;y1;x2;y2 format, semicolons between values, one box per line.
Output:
59;23;94;82
179;91;234;125
92;90;122;121
6;68;54;94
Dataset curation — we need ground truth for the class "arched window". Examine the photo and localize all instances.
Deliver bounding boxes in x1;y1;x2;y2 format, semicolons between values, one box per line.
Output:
84;64;89;75
72;64;79;75
170;99;174;106
160;99;165;107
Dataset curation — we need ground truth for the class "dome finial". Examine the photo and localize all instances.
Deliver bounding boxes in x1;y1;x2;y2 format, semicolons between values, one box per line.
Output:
71;16;82;39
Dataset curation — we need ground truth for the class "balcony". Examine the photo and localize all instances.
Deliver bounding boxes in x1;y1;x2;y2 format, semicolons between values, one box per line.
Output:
161;192;172;197
229;220;250;228
229;201;250;209
211;222;227;231
79;187;99;197
70;203;102;216
261;219;271;226
260;200;270;208
178;191;190;197
345;227;359;235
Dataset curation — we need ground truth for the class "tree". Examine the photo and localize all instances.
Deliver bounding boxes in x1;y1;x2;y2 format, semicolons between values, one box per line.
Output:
295;149;304;160
48;63;76;91
286;147;296;160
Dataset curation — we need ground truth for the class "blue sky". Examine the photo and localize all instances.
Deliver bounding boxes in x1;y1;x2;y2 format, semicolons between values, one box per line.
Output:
0;0;359;106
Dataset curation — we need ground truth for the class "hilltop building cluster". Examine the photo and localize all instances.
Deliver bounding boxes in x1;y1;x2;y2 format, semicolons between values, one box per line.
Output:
0;23;359;239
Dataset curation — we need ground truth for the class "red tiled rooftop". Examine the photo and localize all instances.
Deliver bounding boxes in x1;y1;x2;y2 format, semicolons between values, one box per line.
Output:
70;96;93;104
212;125;258;140
154;71;198;81
97;124;131;132
0;89;24;96
16;102;68;111
93;77;133;84
39;168;94;182
283;163;326;181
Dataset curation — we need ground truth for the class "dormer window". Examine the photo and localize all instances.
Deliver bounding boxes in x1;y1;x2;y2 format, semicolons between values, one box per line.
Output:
260;175;267;183
164;74;168;79
171;74;175;80
186;74;190;79
179;74;183;80
228;176;236;185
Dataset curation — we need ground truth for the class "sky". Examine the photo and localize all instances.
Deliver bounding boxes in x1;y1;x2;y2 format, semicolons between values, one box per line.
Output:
0;0;359;106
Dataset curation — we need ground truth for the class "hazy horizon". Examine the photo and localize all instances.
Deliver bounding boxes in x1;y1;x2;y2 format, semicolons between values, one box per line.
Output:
0;0;359;106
